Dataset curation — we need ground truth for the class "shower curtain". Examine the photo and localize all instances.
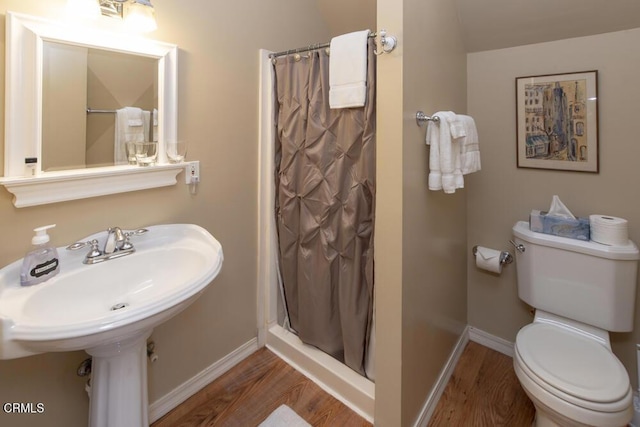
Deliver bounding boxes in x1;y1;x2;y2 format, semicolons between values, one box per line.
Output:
272;41;376;376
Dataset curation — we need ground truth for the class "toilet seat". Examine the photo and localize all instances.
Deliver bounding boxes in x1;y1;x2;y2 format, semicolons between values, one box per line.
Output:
515;322;631;413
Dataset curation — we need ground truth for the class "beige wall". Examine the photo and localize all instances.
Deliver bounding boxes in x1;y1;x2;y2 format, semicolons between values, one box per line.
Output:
0;1;331;426
374;0;404;423
316;0;376;37
401;0;467;424
467;28;640;388
375;0;468;425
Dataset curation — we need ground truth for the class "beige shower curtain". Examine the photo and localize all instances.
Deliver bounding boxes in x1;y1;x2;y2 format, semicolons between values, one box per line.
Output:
273;41;375;376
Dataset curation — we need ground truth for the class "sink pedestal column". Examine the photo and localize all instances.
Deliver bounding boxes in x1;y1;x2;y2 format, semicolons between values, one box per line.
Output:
86;328;153;427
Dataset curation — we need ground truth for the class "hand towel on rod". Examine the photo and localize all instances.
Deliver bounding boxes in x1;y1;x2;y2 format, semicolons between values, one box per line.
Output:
115;107;145;165
329;30;370;109
153;108;159;141
457;114;481;175
142;110;151;143
426;112;481;194
426;111;463;193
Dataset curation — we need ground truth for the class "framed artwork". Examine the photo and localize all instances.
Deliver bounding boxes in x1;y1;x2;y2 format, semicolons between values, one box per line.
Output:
516;70;598;172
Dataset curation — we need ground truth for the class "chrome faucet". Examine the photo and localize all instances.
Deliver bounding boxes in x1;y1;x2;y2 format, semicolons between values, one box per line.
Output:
67;227;148;264
104;227;126;254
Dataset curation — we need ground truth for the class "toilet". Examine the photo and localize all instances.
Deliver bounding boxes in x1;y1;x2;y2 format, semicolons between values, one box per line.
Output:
512;221;640;427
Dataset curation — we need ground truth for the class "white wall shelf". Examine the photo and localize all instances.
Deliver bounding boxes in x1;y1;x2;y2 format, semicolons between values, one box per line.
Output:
0;164;184;208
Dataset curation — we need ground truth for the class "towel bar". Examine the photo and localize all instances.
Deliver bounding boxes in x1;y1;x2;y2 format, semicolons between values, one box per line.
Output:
87;107;116;114
472;245;513;265
416;111;440;126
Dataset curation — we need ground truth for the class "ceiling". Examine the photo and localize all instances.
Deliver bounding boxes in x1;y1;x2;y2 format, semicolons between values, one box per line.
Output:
315;0;640;53
455;0;640;52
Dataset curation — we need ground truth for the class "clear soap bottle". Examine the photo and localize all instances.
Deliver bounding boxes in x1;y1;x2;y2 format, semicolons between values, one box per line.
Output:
20;224;60;286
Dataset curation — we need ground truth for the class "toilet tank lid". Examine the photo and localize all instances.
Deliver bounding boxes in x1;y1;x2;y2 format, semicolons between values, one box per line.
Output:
513;221;640;260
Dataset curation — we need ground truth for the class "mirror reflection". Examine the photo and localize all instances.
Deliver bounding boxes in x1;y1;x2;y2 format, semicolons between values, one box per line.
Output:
42;42;158;172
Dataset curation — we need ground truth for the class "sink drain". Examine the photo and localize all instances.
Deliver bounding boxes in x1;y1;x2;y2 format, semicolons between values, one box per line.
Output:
110;302;129;311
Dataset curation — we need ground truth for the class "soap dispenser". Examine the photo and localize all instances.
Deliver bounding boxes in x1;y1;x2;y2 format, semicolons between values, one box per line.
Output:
20;224;60;286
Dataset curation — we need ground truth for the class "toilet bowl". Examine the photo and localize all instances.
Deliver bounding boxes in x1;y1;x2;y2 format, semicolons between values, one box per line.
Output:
511;221;639;427
513;321;632;427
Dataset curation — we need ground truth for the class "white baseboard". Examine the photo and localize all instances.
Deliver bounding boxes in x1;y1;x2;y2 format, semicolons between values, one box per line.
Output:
412;326;515;426
149;338;259;423
468;326;514;357
413;326;470;427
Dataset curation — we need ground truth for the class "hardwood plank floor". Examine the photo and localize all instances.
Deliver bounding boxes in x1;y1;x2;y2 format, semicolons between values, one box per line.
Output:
429;341;535;426
152;341;534;427
152;347;371;427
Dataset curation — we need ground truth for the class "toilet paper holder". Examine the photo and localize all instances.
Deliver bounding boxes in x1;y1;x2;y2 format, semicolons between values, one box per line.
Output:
472;246;514;265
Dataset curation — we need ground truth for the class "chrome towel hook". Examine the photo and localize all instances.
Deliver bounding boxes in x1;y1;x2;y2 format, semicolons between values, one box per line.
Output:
374;29;397;55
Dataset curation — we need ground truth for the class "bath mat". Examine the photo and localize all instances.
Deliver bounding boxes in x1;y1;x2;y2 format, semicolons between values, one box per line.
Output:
258;404;311;427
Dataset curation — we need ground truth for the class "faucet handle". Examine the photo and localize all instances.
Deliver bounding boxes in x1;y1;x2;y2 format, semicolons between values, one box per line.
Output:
125;228;148;238
67;239;102;259
121;228;148;251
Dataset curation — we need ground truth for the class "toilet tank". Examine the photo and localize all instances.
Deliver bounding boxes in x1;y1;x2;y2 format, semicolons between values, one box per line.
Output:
512;221;640;332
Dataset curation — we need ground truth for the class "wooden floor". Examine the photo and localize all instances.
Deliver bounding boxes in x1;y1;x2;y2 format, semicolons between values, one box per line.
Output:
151;347;371;427
152;341;534;427
429;341;535;426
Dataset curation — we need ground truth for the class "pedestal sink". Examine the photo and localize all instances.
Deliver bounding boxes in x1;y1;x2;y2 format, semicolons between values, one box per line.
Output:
0;224;223;427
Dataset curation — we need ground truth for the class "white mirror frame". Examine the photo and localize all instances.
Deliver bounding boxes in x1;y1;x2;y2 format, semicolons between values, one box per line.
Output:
0;12;183;208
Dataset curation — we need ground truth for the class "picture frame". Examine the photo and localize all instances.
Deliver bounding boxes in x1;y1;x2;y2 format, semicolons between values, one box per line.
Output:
516;70;598;173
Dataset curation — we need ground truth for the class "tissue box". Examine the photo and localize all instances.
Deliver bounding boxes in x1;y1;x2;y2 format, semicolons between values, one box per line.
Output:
529;210;590;241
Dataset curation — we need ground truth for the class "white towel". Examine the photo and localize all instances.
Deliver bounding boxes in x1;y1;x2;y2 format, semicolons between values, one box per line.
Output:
115;107;145;165
329;30;370;109
426;111;463;194
457;115;481;175
449;119;467;140
426;112;481;194
143;110;151;143
152;108;158;141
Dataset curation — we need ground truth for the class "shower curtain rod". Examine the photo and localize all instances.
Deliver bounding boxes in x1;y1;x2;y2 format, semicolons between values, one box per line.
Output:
268;32;378;59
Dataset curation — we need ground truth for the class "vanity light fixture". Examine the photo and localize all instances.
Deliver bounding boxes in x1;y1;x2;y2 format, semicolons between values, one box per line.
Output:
65;0;101;20
120;0;158;33
101;0;157;32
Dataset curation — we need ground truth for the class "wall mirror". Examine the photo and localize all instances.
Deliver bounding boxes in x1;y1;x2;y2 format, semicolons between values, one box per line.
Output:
1;11;182;208
43;42;159;171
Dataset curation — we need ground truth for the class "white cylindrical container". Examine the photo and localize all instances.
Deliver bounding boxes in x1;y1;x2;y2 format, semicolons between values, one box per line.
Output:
591;215;629;246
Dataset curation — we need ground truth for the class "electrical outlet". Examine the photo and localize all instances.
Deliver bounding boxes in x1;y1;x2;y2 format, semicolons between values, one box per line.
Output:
185;161;200;184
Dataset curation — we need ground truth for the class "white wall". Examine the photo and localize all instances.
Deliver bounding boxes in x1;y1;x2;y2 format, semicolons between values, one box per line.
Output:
467;28;640;387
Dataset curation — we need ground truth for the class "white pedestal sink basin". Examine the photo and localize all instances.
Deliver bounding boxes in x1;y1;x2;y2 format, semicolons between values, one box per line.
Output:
0;224;223;427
